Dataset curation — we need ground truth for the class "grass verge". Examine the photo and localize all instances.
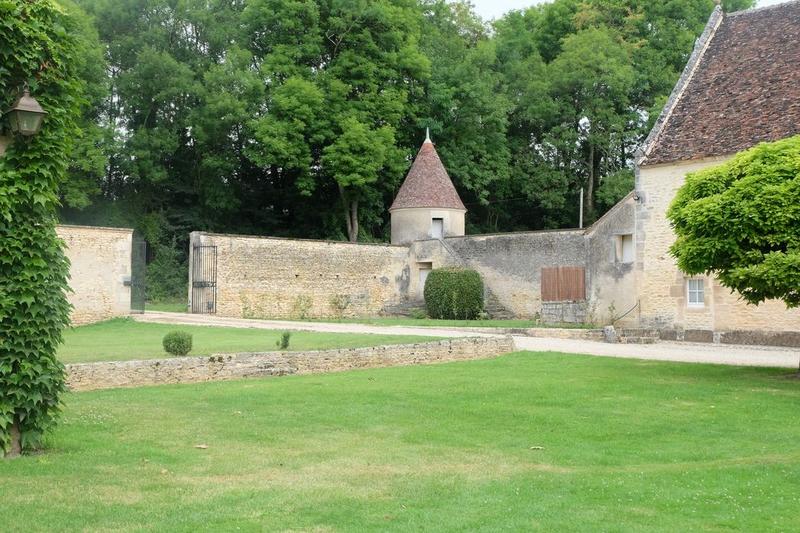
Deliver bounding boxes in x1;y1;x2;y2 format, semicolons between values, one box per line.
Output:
2;352;799;530
59;318;436;364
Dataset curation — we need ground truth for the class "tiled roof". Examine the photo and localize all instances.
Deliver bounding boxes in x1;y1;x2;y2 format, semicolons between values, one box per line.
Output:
390;139;466;211
641;2;800;166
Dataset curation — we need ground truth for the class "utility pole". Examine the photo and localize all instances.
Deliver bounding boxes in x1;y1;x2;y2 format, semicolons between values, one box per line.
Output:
579;187;584;229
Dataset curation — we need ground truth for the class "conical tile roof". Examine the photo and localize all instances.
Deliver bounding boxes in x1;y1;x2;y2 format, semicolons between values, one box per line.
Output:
390;136;466;211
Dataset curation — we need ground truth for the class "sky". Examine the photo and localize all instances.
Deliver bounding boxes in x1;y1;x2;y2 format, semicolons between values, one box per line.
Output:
469;0;788;21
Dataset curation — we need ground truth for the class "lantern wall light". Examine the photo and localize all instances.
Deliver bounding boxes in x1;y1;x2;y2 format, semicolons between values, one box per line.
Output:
4;84;47;137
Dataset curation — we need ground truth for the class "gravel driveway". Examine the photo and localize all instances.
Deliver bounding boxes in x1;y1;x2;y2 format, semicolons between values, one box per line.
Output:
134;312;799;369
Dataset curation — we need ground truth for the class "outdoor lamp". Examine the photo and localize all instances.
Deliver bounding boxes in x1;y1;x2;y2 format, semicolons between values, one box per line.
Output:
5;86;47;136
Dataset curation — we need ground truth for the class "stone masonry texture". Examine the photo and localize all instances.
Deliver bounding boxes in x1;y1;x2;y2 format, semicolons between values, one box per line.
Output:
57;225;133;325
636;159;800;333
66;336;516;391
190;232;410;319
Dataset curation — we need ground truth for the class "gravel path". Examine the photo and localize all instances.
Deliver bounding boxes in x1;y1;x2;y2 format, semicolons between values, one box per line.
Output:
513;337;798;369
134;312;799;369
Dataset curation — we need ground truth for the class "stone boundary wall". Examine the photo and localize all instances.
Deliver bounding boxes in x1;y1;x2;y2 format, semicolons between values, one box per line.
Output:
66;336;516;391
658;328;800;348
409;230;588;320
57;225;133;325
525;327;604;341
426;326;603;341
190;232;411;319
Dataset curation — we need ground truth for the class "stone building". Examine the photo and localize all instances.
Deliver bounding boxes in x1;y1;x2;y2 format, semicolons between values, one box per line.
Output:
389;129;466;246
189;2;799;344
632;1;800;338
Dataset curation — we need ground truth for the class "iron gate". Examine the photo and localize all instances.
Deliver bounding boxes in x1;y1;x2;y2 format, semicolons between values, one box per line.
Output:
191;245;217;314
130;234;147;313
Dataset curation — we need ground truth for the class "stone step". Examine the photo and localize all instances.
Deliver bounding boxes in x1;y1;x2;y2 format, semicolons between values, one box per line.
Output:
382;301;426;317
619;328;661;338
485;290;515;319
617;336;658;345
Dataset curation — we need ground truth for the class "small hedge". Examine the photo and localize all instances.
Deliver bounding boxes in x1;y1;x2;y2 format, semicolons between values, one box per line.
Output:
424;268;484;320
162;331;193;356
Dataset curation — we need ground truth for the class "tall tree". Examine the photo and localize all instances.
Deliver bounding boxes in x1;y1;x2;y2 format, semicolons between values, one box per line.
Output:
417;0;511;232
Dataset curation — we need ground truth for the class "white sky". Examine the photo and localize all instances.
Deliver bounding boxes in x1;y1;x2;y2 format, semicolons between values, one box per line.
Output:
469;0;787;21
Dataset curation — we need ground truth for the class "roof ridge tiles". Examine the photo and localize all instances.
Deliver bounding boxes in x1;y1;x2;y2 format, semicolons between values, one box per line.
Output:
640;1;800;166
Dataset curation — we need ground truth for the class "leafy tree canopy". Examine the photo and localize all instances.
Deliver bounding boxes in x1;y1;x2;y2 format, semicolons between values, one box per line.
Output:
60;0;755;292
668;136;800;307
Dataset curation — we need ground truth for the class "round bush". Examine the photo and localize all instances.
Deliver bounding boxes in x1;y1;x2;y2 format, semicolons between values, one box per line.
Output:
424;268;484;320
162;331;193;356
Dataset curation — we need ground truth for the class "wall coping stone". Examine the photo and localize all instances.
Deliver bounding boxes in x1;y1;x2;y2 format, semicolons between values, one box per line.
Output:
57;224;134;234
193;231;409;248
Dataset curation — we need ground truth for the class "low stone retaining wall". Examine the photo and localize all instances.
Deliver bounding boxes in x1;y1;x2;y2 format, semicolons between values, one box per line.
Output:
540;302;589;324
659;328;800;348
66;336;516;391
525;327;604;341
431;326;603;341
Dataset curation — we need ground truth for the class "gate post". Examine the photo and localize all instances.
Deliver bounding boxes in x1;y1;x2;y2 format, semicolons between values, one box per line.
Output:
130;233;147;313
189;232;218;314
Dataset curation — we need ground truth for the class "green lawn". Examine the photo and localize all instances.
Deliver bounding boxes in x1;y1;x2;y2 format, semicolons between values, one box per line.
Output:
59;319;435;364
3;353;799;531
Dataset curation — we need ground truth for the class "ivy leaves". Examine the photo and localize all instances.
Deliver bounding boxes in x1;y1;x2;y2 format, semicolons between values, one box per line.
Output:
0;0;80;455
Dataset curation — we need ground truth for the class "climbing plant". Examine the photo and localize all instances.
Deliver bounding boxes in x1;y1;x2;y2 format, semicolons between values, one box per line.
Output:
0;0;85;456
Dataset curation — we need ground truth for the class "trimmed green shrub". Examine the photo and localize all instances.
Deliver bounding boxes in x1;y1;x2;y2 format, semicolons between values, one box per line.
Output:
424;268;484;320
162;331;193;356
276;331;292;350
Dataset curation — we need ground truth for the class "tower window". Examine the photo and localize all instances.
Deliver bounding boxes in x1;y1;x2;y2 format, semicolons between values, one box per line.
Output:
431;218;444;239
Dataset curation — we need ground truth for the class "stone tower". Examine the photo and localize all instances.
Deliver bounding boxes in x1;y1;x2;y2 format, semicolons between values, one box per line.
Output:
389;130;466;245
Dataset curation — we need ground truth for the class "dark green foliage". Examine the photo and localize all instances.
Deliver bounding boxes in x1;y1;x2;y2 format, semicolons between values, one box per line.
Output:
596;169;634;213
424;269;484;320
276;331;292;351
64;0;756;243
0;0;87;455
146;243;188;302
668;136;800;308
162;331;193;356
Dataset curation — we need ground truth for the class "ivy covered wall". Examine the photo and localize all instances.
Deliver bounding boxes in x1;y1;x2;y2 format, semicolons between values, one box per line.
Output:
0;0;86;456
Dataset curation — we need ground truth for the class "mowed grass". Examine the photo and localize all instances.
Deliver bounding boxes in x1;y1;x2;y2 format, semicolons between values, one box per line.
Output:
3;352;800;531
59;319;435;363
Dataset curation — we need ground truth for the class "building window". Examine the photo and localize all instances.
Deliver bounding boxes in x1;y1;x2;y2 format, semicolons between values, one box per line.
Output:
687;278;704;307
431;218;444;239
614;234;634;263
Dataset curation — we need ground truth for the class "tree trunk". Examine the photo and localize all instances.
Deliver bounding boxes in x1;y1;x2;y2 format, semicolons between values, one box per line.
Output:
348;199;358;243
338;184;359;243
5;418;21;458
